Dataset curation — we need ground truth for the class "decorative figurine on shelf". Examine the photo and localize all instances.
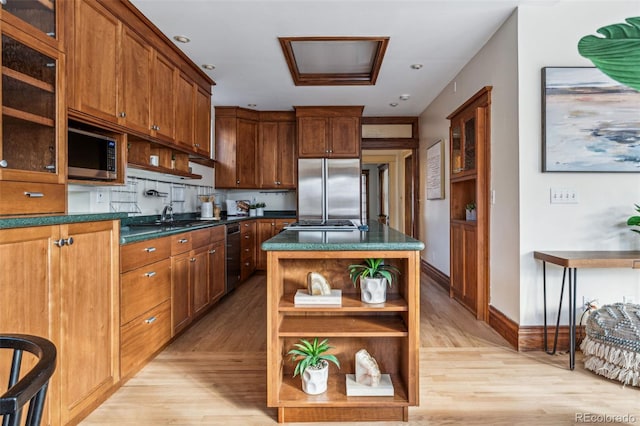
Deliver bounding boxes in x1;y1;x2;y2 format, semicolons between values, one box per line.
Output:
307;272;332;296
355;349;381;387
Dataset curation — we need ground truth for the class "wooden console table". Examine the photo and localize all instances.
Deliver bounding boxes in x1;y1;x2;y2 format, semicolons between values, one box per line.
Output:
533;251;640;370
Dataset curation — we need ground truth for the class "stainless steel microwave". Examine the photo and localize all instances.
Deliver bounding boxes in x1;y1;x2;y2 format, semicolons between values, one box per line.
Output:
68;128;117;180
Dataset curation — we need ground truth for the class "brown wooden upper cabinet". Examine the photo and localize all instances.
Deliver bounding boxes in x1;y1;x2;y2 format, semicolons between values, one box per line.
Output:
215;107;258;189
0;2;66;215
258;112;296;189
67;0;212;158
296;106;363;158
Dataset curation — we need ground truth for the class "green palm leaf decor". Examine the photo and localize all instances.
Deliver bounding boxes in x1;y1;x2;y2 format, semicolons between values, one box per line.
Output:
578;17;640;91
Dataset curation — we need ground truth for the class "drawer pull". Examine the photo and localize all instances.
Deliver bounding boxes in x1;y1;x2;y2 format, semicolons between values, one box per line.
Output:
144;247;157;253
0;159;7;168
244;235;250;239
179;238;188;244
144;271;156;278
209;249;216;254
24;192;44;198
144;316;157;324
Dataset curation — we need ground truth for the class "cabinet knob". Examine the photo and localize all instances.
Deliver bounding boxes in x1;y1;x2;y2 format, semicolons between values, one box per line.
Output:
119;112;126;118
236;180;240;184
179;238;189;244
0;159;7;168
144;271;157;278
194;143;200;147
54;237;74;248
144;247;156;253
156;125;160;131
144;316;157;324
190;257;197;262
209;249;216;254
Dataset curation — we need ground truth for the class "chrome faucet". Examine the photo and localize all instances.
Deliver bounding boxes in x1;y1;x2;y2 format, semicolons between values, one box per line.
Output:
161;204;174;223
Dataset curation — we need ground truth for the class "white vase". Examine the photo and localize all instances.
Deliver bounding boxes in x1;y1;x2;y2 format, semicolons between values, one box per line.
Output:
465;209;476;221
249;208;257;217
301;361;329;395
257;207;264;216
360;277;388;304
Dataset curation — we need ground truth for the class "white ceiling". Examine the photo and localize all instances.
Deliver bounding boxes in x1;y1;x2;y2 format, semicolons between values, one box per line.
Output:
131;0;558;117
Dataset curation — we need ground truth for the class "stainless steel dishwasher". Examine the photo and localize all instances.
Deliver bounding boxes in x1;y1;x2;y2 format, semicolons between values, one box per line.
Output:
225;223;241;293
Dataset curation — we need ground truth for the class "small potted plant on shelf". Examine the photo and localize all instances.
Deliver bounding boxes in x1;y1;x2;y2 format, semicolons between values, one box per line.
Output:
249;203;257;217
287;337;340;395
465;202;477;221
256;202;266;216
348;258;400;304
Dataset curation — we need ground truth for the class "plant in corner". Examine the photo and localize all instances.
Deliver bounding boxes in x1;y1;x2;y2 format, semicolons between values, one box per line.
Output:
626;204;640;233
348;258;400;304
256;202;266;216
287;337;340;395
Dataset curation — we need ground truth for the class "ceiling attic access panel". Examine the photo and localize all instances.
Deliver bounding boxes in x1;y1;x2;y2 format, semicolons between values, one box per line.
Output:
278;36;389;86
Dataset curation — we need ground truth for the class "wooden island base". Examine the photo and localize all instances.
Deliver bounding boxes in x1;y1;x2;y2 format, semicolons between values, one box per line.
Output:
278;406;408;423
263;225;424;424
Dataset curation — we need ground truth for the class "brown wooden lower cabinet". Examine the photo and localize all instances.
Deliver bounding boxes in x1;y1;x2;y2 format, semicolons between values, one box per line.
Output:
257;218;293;270
0;220;120;426
450;221;478;315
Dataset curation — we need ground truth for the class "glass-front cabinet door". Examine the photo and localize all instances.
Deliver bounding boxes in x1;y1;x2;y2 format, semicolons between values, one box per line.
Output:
1;0;56;40
450;110;477;176
1;27;63;183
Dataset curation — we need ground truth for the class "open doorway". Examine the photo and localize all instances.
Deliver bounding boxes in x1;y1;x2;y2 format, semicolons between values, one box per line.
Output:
361;117;419;237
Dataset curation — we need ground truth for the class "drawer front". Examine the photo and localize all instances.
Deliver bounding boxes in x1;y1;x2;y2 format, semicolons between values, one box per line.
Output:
241;239;255;261
241;220;256;236
121;258;171;324
241;257;255;280
121;237;170;273
0;181;65;215
120;300;171;378
210;225;225;243
191;228;210;249
170;232;193;255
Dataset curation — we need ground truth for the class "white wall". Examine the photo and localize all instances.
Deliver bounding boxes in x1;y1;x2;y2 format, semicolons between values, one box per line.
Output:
419;10;520;319
420;1;640;326
518;1;640;325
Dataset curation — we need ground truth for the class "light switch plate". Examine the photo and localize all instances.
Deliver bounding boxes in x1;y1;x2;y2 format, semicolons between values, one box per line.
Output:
550;187;578;204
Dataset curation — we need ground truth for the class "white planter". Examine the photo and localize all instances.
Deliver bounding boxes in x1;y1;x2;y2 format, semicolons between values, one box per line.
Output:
257;207;264;216
301;361;329;395
465;209;476;221
360;277;388;304
249;209;257;217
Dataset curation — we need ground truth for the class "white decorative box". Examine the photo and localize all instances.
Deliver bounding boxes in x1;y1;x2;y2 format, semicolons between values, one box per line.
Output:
345;374;394;396
294;289;342;306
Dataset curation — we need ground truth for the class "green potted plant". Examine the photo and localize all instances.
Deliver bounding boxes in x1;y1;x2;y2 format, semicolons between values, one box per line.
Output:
465;201;476;221
249;203;257;217
256;202;266;216
347;258;400;304
287;337;340;395
627;204;640;233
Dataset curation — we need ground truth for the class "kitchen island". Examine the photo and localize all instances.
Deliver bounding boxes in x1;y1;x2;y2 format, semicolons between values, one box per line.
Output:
262;222;424;423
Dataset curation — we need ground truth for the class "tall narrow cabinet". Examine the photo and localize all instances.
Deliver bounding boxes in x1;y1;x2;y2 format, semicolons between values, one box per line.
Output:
447;86;491;320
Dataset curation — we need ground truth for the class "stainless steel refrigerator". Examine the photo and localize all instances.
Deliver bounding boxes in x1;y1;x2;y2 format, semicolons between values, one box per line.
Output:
297;158;361;221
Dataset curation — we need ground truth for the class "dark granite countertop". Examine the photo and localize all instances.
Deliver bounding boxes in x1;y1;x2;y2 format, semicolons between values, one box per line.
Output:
0;212;128;229
261;221;424;251
120;211;296;244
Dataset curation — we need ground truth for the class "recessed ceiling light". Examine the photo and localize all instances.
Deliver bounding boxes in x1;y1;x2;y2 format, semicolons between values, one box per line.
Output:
410;64;423;70
399;94;411;101
201;64;215;70
173;35;191;43
247;104;257;108
389;102;398;107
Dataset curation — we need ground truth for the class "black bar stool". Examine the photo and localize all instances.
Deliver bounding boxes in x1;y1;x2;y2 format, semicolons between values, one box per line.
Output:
0;334;57;426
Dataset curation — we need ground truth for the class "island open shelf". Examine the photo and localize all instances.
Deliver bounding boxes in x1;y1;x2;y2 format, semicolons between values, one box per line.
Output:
263;224;423;423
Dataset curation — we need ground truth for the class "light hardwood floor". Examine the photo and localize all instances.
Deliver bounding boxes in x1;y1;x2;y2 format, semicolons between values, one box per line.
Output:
81;273;640;425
